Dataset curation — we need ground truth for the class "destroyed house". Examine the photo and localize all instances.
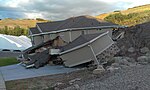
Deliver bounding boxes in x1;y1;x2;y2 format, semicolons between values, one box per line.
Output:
29;16;124;46
18;15;124;68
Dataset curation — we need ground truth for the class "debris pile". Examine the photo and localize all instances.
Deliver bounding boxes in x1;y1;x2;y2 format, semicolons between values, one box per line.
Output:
18;37;65;68
117;22;150;58
18;32;120;69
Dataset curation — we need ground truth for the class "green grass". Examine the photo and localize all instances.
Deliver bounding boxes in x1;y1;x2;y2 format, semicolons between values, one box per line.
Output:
0;57;19;66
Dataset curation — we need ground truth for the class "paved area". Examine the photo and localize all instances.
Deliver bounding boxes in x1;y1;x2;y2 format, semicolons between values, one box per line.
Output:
0;70;6;90
0;64;77;81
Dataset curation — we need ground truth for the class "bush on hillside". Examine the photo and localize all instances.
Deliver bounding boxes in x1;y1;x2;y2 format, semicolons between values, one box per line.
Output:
0;26;28;36
104;10;150;26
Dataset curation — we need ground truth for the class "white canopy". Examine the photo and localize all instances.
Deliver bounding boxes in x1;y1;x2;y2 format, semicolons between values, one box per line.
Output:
0;34;32;51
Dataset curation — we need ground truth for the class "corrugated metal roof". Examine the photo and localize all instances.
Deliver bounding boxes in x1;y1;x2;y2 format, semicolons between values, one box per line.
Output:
0;34;32;51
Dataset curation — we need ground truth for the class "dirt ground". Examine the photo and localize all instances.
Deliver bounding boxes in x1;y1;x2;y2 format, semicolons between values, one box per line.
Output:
6;67;108;90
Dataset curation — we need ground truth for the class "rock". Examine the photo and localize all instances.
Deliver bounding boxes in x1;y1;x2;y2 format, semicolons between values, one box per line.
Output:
93;65;105;75
128;47;135;53
120;65;129;69
140;47;150;54
53;82;63;87
137;56;150;64
107;66;119;72
128;63;137;67
145;52;150;57
74;84;80;89
114;57;130;65
125;57;136;63
69;78;81;85
111;63;120;67
138;62;148;65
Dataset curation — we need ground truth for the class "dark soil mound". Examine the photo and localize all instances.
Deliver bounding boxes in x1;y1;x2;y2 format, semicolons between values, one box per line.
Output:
117;22;150;57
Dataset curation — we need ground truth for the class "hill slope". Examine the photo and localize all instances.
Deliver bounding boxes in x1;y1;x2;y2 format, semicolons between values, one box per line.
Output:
0;19;48;29
96;4;150;26
0;18;48;36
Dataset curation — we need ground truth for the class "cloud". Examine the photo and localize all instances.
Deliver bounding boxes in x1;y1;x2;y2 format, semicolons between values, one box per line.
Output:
0;0;150;20
15;0;118;20
0;6;26;19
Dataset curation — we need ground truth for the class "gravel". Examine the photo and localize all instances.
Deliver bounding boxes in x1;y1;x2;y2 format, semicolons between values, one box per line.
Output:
64;65;150;90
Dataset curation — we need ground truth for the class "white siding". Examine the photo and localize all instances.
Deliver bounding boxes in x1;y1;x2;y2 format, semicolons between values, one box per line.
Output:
60;33;114;67
71;31;82;41
61;46;94;67
50;34;58;40
44;34;50;42
90;34;113;55
86;29;112;37
33;36;43;45
59;31;70;42
86;29;100;34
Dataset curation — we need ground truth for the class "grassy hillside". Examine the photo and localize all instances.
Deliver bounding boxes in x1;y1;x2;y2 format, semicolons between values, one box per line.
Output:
0;18;48;29
96;4;150;26
0;18;48;36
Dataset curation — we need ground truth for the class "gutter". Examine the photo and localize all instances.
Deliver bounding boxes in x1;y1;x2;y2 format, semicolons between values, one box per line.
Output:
29;25;126;37
59;31;109;55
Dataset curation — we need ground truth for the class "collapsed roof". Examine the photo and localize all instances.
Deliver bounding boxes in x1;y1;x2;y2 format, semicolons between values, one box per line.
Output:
60;32;104;52
60;31;114;67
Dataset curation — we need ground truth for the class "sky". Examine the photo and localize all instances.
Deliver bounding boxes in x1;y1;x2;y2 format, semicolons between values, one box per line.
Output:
0;0;150;20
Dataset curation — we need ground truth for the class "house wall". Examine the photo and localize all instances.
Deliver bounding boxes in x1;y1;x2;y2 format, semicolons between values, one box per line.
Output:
90;34;114;55
52;37;67;47
33;35;43;46
60;33;114;67
58;28;112;43
71;31;82;41
50;34;58;40
86;29;99;34
61;46;94;67
31;28;113;45
86;28;112;37
59;31;70;42
44;34;59;42
69;28;112;42
44;34;50;42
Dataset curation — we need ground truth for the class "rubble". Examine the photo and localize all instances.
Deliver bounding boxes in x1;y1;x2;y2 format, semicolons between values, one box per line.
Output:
137;56;150;65
140;47;150;54
117;22;150;58
93;65;105;75
128;47;135;53
106;66;120;72
69;78;81;85
113;57;130;65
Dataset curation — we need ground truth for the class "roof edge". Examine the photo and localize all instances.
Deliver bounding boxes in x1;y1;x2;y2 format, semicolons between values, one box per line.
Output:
29;25;126;37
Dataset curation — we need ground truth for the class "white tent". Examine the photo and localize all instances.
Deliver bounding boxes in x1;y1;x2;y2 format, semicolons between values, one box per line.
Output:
0;34;32;51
